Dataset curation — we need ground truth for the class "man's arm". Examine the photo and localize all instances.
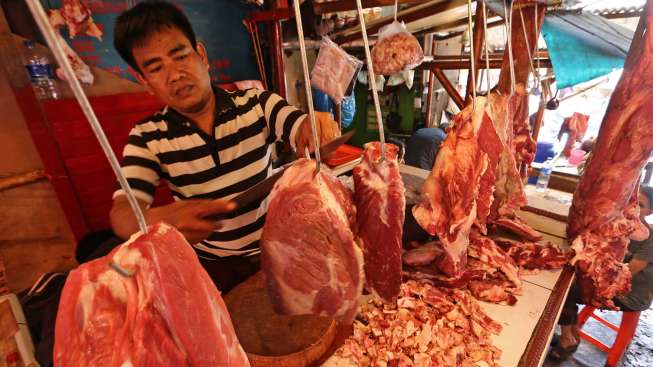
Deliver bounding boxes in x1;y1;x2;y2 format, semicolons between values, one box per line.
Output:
110;196;236;244
258;91;339;153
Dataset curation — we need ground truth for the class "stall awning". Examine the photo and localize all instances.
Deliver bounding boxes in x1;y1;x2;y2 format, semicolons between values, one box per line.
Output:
542;12;634;89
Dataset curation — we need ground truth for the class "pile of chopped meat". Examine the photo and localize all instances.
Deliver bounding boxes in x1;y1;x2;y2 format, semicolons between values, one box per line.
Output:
323;280;502;367
403;236;568;305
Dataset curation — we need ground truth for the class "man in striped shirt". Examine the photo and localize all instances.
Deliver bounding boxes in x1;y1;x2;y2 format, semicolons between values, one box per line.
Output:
110;2;339;291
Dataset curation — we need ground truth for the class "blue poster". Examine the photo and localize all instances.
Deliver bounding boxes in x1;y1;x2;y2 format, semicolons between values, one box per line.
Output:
44;0;260;83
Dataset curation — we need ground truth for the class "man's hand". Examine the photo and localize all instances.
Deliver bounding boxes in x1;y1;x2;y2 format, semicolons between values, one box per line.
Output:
296;111;340;157
111;196;236;244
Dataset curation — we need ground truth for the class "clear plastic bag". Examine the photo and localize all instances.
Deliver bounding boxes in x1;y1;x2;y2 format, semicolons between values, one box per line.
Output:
371;21;424;76
311;37;363;104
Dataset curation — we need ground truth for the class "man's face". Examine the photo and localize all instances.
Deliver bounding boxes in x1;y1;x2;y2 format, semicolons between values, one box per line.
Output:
132;26;213;115
639;193;652;223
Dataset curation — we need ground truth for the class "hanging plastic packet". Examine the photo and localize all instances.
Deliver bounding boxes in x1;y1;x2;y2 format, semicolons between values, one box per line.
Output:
310;37;363;104
371;21;423;75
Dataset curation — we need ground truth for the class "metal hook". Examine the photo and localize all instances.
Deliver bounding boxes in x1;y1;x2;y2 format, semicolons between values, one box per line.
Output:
292;0;321;174
109;261;134;278
467;0;477;109
483;1;491;94
355;0;386;163
24;0;148;234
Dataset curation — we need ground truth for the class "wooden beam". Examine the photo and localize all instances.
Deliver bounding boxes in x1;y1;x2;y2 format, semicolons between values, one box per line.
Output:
464;2;486;105
314;0;423;15
334;0;467;44
497;2;546;94
431;67;464;109
420;58;552;70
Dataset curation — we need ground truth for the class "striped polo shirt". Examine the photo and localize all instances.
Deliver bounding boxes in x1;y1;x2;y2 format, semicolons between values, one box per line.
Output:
114;87;306;259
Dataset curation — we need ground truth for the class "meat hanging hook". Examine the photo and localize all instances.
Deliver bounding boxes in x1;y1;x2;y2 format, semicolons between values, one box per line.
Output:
356;0;386;162
467;0;477;109
483;1;491;93
504;0;516;96
24;0;148;235
292;0;321;174
518;3;538;92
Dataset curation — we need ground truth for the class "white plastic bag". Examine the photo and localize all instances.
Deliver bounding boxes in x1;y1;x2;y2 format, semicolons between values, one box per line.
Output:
311;37;363;104
371;21;424;76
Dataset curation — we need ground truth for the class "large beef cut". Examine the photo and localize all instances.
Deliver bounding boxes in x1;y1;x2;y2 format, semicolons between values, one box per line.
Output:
412;98;493;277
486;86;542;241
353;142;405;302
261;159;364;322
54;222;249;367
567;8;653;308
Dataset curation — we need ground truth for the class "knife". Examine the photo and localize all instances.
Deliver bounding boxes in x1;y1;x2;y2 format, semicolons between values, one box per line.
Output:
206;131;355;221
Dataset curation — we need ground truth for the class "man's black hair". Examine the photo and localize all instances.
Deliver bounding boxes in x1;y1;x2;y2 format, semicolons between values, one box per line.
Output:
114;1;197;73
641;185;653;208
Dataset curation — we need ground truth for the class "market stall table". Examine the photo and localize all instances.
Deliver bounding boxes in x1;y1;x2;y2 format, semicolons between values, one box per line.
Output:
313;166;576;367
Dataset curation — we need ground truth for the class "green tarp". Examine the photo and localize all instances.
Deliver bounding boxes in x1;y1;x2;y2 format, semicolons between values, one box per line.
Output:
542;12;634;89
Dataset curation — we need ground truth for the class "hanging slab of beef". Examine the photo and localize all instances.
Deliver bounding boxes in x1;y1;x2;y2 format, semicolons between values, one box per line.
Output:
412;97;500;278
353;142;405;302
54;222;250;367
261;159;364;322
567;7;653;308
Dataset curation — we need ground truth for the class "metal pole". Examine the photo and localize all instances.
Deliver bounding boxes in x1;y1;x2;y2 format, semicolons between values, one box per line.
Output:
25;0;148;234
355;0;386;161
292;0;321;172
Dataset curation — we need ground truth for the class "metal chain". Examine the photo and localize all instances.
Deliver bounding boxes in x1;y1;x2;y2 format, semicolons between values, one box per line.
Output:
25;0;148;234
292;0;321;173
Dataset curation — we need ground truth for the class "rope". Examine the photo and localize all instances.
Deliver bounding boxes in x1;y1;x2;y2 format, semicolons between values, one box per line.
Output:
355;0;386;161
292;0;321;172
25;0;148;234
504;0;516;95
518;4;538;90
467;0;476;106
483;1;491;93
394;0;398;22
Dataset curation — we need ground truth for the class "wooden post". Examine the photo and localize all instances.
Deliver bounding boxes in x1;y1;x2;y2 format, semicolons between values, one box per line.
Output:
464;1;486;105
425;69;435;127
431;67;464;110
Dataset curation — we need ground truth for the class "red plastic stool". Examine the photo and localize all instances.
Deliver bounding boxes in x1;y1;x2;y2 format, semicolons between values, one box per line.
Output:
577;306;641;367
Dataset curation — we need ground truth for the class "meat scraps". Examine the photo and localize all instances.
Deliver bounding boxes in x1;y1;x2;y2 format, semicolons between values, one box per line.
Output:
496;239;570;271
567;8;653;308
261;158;364;322
353;142;405;302
558;112;590;157
54;222;249;367
323;280;502;367
412;98;494;278
371;22;424;75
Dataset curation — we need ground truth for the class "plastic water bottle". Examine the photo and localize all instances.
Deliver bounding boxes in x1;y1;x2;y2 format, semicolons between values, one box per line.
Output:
24;40;59;99
536;158;553;192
